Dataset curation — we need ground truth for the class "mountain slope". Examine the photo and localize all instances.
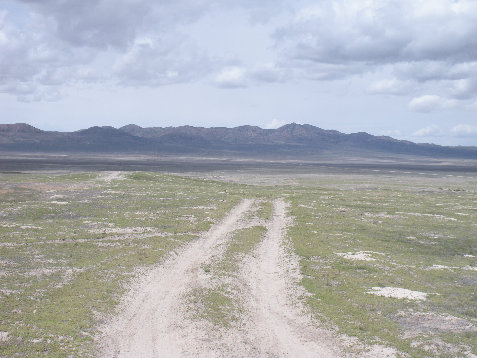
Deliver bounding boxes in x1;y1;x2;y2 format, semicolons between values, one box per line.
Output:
0;122;476;159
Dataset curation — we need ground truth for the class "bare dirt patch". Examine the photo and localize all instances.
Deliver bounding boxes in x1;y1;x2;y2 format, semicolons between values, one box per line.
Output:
337;251;384;262
239;199;343;357
367;287;431;301
98;199;348;357
99;171;125;183
98;199;254;357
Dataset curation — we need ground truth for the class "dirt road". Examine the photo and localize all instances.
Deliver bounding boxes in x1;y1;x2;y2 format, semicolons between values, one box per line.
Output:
240;199;340;357
99;199;343;357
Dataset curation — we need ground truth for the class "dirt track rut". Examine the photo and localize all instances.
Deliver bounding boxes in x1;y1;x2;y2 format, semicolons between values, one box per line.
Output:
240;199;340;357
99;198;342;357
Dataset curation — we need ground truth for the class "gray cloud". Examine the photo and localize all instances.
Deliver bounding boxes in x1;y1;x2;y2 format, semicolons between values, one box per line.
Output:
250;63;287;83
16;0;284;51
2;0;288;100
1;0;221;99
287;61;366;81
395;61;477;83
0;9;97;100
277;1;477;65
3;0;477;114
114;35;213;86
275;0;477;107
18;0;209;49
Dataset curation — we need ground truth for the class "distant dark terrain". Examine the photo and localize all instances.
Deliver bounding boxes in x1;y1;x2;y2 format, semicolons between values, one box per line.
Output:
1;123;477;174
1;122;477;159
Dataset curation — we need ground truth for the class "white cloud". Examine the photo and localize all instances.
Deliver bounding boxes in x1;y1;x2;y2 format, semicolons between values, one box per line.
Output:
214;62;286;88
451;78;477;99
451;124;477;136
411;123;477;141
379;129;402;137
412;125;443;137
408;95;457;112
214;66;248;88
367;79;412;95
264;118;287;129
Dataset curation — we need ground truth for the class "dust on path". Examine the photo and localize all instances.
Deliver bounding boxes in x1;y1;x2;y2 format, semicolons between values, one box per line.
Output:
239;199;342;357
99;198;345;357
99;199;254;357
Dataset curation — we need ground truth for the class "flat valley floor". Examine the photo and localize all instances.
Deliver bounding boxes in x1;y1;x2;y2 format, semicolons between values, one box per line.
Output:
0;157;476;357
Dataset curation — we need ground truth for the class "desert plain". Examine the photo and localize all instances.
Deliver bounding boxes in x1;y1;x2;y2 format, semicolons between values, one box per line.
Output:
0;155;476;357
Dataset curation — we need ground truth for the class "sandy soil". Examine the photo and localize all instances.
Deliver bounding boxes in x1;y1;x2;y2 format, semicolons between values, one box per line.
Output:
100;171;125;183
99;199;344;357
367;287;430;301
238;199;342;357
99;199;254;357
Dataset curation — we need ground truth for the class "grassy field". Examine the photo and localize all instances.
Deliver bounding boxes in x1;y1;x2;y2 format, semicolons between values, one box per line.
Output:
287;173;477;357
0;169;476;356
0;172;254;356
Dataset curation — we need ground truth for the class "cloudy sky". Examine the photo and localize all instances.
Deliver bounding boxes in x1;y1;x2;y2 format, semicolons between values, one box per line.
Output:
1;0;477;145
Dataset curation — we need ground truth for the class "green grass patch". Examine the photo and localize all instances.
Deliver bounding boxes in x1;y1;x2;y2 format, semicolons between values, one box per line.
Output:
288;175;477;357
0;171;249;356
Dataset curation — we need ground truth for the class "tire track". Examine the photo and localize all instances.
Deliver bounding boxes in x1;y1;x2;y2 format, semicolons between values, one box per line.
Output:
239;198;342;357
99;198;345;357
99;199;254;357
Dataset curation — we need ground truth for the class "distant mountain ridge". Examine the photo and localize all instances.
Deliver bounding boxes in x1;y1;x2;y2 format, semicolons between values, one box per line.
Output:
0;122;476;159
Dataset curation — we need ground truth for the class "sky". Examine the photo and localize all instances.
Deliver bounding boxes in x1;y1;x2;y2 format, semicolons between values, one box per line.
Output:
1;0;477;146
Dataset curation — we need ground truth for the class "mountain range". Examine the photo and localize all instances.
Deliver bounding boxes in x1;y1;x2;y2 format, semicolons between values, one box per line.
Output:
0;123;476;159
